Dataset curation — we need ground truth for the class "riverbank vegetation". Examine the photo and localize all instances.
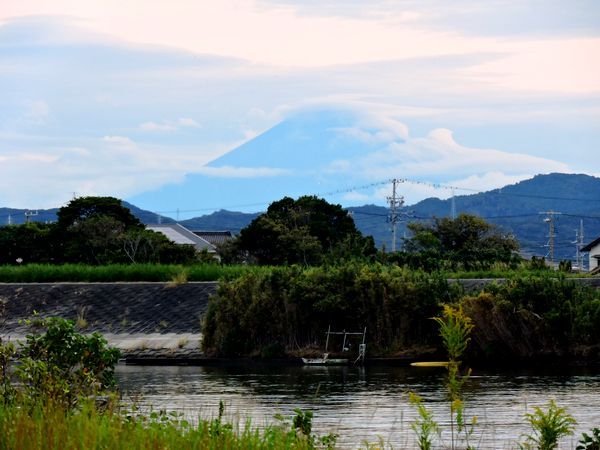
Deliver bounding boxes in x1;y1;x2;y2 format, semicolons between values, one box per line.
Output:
0;318;336;450
203;264;600;361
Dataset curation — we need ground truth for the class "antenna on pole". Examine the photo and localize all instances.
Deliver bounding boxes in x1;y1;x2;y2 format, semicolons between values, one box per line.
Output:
387;178;405;252
540;210;561;266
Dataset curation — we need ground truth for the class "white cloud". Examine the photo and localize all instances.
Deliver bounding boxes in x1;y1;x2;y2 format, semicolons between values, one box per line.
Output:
102;135;135;147
177;118;200;128
139;121;177;132
139;118;200;132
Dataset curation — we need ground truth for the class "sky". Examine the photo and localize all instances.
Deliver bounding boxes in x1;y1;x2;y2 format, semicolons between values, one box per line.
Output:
1;0;599;215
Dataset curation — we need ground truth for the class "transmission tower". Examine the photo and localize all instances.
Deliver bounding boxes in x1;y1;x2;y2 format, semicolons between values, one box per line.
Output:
540;211;561;266
451;188;456;219
387;179;405;252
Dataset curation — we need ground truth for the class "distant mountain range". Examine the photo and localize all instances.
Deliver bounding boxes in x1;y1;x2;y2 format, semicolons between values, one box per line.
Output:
2;173;600;264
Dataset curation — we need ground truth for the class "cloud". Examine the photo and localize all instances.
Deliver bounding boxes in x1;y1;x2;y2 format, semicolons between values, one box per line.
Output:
0;15;597;210
102;135;136;148
139;118;200;132
139;121;177;132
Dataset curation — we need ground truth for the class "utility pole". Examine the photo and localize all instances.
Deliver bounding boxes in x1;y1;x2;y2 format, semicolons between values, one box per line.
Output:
24;210;38;224
573;220;584;271
387;179;405;252
540;211;561;266
451;188;456;219
7;214;12;225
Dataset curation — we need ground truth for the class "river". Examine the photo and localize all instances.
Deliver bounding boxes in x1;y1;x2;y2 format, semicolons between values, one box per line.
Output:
116;363;600;449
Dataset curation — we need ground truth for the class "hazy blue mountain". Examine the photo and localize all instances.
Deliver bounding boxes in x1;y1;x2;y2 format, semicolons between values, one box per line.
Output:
0;202;174;226
128;109;389;214
0;207;59;225
179;210;259;233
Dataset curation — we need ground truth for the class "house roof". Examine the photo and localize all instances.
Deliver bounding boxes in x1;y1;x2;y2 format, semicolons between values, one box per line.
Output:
147;223;216;252
582;236;600;252
192;230;233;246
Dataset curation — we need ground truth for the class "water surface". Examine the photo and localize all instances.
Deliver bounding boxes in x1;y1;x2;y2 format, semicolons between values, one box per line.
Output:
116;364;600;449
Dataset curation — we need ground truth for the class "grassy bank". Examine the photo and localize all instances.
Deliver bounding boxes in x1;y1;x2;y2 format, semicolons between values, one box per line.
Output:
0;401;329;450
0;263;271;283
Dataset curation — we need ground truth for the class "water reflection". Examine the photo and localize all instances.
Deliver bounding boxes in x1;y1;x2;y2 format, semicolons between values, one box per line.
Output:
116;364;600;449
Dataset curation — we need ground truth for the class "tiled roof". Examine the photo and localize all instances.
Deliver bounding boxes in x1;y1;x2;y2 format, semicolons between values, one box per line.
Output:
192;230;233;246
147;223;216;252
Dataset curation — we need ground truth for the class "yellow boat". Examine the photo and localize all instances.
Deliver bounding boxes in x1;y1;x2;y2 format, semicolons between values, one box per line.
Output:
410;361;449;367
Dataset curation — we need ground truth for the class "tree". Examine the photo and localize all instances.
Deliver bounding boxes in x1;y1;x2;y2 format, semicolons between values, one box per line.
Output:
402;213;519;270
233;196;375;265
56;196;143;231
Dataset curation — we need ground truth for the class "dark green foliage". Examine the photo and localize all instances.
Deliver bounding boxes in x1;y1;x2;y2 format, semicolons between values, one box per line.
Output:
0;223;58;265
400;213;520;271
56;196;143;231
577;428;600;450
4;317;120;407
463;276;600;359
202;263;454;356
233;196;376;265
0;196;199;265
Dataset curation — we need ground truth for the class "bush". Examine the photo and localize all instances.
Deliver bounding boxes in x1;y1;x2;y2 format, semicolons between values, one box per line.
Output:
202;263;456;356
4;317;120;407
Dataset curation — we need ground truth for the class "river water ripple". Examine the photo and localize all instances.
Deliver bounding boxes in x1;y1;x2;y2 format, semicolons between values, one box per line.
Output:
116;364;600;449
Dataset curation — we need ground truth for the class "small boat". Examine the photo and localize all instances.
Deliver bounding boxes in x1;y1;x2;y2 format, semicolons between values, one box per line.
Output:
302;353;349;365
301;326;367;366
410;361;449;367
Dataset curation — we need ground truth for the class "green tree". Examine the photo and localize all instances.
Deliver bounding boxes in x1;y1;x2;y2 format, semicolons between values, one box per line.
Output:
402;213;519;270
56;196;143;230
0;223;58;265
234;196;375;265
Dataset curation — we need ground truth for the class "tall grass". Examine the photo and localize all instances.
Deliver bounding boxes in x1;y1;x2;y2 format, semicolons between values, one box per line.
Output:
0;400;325;450
0;263;271;283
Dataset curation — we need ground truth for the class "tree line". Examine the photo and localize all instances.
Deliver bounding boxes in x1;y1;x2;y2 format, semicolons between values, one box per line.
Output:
0;197;198;265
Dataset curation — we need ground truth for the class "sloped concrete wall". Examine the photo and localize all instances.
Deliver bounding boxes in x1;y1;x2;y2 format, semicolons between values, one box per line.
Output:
0;282;217;360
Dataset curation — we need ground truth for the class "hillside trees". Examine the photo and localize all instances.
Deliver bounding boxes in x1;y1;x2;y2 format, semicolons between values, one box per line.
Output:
224;196;376;265
400;213;519;270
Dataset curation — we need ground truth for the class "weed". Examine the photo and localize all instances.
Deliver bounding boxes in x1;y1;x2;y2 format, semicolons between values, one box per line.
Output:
409;392;439;450
577;428;600;450
177;337;189;348
75;306;88;329
432;304;476;450
521;400;577;450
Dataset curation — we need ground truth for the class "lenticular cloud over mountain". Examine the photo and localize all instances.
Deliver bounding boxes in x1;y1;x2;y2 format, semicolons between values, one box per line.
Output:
128;108;570;216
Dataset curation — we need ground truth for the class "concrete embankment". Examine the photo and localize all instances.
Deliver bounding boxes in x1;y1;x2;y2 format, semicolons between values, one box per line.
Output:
0;282;216;361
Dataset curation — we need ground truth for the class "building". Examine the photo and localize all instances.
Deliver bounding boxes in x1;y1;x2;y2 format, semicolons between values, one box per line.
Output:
192;230;233;248
581;237;600;274
146;223;216;254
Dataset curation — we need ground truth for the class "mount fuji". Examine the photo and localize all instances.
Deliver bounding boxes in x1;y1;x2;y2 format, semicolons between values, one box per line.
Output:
128;108;569;218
